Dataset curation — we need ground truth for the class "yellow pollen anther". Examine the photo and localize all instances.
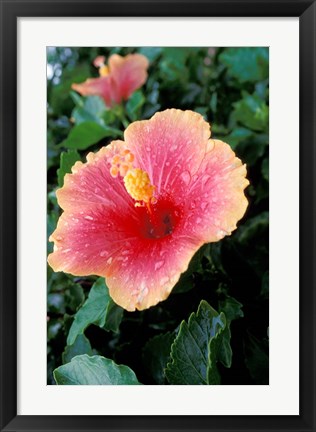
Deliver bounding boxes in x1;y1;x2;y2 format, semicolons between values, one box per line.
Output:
123;168;155;204
121;149;130;156
125;152;134;163
119;164;130;177
99;65;109;77
112;154;121;165
110;148;135;179
110;166;119;178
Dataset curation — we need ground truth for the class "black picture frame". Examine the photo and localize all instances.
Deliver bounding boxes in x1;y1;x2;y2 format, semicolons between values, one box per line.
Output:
1;0;315;431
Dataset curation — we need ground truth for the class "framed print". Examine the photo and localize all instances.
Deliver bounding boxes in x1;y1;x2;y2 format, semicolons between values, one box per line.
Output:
0;0;315;431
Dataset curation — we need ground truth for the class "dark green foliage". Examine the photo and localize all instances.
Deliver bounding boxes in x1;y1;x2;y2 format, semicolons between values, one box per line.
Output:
59;121;123;150
244;332;269;384
47;47;269;385
142;332;176;384
67;278;123;345
62;334;95;364
219;47;268;83
57;150;80;187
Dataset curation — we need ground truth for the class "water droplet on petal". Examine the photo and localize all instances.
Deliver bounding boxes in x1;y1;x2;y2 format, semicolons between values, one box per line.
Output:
155;260;164;271
201;202;208;211
160;276;169;285
180;171;191;186
100;250;107;257
217;230;226;238
202;174;211;187
107;257;113;265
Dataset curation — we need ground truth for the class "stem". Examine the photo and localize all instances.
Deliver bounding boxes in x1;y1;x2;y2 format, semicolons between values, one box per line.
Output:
120;115;129;129
115;104;130;128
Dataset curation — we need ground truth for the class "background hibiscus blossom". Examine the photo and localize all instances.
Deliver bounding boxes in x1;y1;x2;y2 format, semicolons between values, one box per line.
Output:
71;53;149;107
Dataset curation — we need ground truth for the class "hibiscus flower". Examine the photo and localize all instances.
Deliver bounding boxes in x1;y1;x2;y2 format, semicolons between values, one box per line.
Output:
71;53;149;107
48;109;249;311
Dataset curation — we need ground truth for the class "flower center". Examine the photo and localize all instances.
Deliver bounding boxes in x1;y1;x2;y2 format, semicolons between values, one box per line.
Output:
138;196;182;240
110;148;156;206
109;147;179;239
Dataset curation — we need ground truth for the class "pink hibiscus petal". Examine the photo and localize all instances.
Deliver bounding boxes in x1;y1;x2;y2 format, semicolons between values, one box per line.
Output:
177;139;249;242
109;53;149;100
106;233;201;311
71;76;119;106
56;142;135;212
48;204;141;278
124;109;211;197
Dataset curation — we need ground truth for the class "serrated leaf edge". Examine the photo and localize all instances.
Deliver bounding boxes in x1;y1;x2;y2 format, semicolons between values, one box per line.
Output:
165;300;227;385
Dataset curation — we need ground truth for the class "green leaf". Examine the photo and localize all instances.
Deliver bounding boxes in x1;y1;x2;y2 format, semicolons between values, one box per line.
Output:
54;354;141;385
224;127;253;151
261;158;269;181
233;132;268;166
172;245;205;294
172;273;195;294
204;242;227;276
62;334;94;364
142;332;176;384
165;300;228;385
47;319;63;340
138;47;162;62
220;47;269;83
65;283;85;312
255;80;269;100
244;332;269;384
126;91;145;121
48;190;58;207
233;92;269;132
50;64;91;116
218;326;232;368
209;92;218;113
237;212;269;246
47;293;65;314
218;296;244;322
69;90;83;106
260;271;269;299
59;121;123;150
160;48;189;82
47;212;58;253
67;278;123;345
72;95;107;126
57;150;80;187
217;297;244;369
